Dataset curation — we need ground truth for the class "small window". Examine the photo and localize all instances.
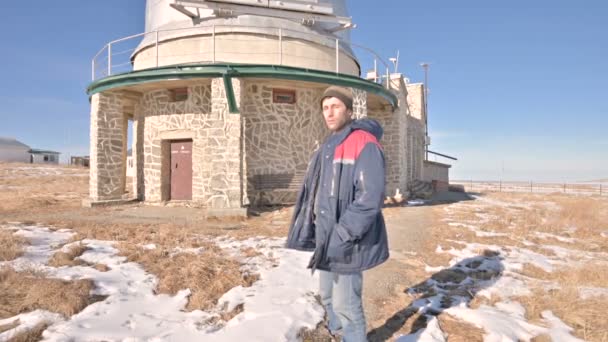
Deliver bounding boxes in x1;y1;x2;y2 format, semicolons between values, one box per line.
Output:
43;155;49;162
170;88;188;102
272;88;296;104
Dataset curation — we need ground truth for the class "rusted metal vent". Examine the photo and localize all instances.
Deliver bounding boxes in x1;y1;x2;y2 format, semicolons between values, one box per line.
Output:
251;171;306;190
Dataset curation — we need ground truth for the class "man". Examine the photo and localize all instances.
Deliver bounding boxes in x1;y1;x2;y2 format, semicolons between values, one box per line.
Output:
287;86;389;341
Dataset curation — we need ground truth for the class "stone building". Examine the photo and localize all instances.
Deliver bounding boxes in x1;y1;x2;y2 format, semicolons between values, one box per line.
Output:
86;0;448;214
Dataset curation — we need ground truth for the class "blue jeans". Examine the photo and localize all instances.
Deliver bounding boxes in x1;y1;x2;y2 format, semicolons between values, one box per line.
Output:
319;270;367;342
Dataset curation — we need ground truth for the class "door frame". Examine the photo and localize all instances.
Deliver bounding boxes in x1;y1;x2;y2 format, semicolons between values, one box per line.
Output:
159;131;195;202
169;139;193;201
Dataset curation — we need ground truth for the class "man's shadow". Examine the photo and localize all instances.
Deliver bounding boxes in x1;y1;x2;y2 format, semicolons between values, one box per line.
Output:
367;249;504;341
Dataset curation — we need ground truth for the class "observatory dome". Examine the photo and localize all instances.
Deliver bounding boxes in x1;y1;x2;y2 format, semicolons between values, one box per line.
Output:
133;0;360;75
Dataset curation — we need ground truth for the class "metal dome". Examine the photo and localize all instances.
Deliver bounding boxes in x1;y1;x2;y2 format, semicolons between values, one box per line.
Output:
134;0;358;73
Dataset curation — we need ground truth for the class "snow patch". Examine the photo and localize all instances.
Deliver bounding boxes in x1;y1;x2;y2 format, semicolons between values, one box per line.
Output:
445;302;547;342
2;226;322;341
0;310;64;341
4;225;74;270
541;311;585;342
407;199;428;206
395;316;446;342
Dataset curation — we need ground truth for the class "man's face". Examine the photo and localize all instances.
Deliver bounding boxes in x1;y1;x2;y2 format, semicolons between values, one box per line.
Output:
322;97;353;132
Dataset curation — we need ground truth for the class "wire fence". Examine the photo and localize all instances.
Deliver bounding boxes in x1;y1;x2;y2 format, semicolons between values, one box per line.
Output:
451;180;607;197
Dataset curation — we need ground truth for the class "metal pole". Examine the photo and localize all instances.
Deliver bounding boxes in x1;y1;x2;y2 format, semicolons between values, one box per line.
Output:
374;59;378;83
386;67;390;89
335;38;340;73
155;30;159;68
421;63;430;161
212;25;216;63
279;28;283;65
107;43;112;76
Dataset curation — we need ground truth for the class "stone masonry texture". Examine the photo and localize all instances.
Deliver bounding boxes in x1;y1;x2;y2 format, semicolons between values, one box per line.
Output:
89;91;126;201
90;75;428;208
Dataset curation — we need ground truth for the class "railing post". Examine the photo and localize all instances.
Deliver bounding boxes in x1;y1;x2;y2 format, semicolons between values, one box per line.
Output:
107;43;112;76
212;25;216;63
335;38;340;73
155;30;159;68
279;28;283;65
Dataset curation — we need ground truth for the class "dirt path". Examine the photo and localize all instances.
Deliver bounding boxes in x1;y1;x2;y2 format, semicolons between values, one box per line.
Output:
364;192;473;340
363;205;433;332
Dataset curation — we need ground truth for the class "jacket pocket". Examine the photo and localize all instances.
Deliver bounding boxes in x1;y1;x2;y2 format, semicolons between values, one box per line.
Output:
326;229;354;263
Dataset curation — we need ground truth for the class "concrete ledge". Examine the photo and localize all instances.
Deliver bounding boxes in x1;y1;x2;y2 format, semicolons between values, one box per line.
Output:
206;208;249;219
82;198;138;208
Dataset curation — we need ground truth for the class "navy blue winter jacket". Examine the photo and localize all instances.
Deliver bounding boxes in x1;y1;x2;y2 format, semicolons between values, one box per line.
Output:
286;119;389;274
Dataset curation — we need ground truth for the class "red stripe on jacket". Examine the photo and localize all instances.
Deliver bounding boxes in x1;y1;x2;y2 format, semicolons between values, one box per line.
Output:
334;130;382;164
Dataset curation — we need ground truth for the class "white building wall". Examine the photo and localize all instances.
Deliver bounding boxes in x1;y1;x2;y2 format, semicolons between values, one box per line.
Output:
31;153;60;164
423;161;450;183
0;146;31;163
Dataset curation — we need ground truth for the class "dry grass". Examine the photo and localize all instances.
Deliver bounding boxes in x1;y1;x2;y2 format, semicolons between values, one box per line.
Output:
438;314;484;342
0;266;101;320
47;243;89;267
92;263;110;272
0;163;88;216
517;262;608;341
0;229;26;261
430;192;608;341
205;303;246;327
0;319;19;333
0;162;270;317
240;247;263;258
521;262;608;288
516;286;608;342
4;162;605;339
119;241;259;311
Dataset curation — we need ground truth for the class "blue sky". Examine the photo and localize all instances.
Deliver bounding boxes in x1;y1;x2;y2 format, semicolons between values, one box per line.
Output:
0;1;606;182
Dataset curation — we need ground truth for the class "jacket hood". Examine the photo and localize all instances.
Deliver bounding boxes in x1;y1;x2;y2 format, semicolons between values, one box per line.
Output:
351;118;383;141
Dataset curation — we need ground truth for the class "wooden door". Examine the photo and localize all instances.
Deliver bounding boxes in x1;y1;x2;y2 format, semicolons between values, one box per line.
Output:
170;141;192;200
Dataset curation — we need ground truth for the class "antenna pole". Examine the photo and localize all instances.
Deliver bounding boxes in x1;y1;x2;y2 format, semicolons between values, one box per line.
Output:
420;62;430;161
395;50;400;73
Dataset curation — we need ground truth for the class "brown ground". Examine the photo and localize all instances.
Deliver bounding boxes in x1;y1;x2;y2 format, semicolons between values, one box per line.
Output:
1;163;607;341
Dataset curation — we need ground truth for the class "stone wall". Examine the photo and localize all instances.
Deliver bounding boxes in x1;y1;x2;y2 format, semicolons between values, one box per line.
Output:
407;117;426;183
91;77;423;207
209;78;243;208
135;80;244;208
89;91;127;201
137;84;212;203
241;82;327;205
405;83;427;184
352;88;368;119
368;107;401;197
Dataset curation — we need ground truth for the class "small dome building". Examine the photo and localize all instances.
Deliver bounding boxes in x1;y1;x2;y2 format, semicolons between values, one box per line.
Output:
86;0;443;215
